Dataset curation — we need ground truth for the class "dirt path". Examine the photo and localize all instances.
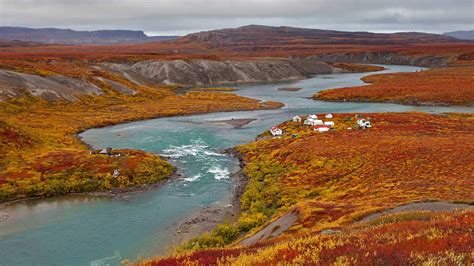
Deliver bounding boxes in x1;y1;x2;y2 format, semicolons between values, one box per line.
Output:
360;201;473;223
239;209;299;246
236;201;472;247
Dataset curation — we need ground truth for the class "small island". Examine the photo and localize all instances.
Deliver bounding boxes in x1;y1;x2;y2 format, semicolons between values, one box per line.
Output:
278;87;302;92
191;87;237;92
210;118;257;128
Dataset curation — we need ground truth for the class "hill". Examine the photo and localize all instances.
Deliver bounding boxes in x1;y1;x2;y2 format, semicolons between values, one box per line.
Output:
315;66;474;106
176;25;464;51
444;30;474;40
0;40;41;47
0;26;178;44
142;112;474;265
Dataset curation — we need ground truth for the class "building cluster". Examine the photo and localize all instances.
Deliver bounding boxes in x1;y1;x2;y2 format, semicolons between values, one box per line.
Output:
269;113;373;137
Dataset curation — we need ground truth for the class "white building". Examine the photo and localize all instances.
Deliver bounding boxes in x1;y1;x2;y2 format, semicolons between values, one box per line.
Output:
292;116;302;123
113;169;120;178
270;126;283;136
313;126;330;133
314;119;324;125
325;113;333;119
304;118;324;126
324;121;335;127
357;119;372;129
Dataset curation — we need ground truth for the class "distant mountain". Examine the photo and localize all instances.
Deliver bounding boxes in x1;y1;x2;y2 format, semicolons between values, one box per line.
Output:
175;25;463;51
0;27;178;45
443;30;474;40
0;39;41;47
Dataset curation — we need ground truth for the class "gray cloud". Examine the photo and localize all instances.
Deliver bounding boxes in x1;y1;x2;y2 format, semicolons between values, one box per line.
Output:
0;0;473;35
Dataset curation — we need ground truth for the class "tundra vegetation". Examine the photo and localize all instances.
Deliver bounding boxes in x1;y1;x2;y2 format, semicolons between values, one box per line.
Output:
0;56;282;202
0;37;417;202
315;66;474;106
139;210;473;265
142;113;474;265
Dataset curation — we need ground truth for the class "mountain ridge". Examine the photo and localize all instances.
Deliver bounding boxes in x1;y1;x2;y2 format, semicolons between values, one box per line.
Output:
175;25;464;50
0;26;178;44
444;30;474;40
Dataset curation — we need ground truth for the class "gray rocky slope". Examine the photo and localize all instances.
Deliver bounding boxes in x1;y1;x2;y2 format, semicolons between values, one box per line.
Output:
103;59;338;86
0;69;103;101
0;59;339;101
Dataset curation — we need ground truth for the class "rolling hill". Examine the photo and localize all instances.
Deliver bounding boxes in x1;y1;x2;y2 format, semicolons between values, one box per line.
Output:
0;26;178;44
175;25;464;51
444;30;474;40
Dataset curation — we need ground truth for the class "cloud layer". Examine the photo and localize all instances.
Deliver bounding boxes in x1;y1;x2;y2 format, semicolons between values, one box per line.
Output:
1;0;473;35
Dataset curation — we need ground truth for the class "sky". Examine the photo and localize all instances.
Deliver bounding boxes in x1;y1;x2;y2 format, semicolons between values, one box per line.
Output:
0;0;473;36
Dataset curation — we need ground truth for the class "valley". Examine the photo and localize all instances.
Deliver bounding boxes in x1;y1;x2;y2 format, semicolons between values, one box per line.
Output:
0;23;473;265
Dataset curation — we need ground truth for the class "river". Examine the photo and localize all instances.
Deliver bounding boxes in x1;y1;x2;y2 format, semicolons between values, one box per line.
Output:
1;65;473;266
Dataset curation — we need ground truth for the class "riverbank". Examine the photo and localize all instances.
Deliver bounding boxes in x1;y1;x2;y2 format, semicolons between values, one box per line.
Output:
174;150;248;246
0;90;283;203
0;150;180;208
314;66;474;106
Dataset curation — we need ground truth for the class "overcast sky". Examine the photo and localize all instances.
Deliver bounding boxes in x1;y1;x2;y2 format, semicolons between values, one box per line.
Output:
0;0;473;35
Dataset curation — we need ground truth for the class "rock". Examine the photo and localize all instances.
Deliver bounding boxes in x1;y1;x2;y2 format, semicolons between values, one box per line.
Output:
109;59;336;86
320;229;341;235
0;69;103;101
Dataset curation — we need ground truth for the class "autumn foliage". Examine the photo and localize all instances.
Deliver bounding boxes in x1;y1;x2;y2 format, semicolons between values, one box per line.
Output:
0;83;282;202
141;210;474;265
315;66;474;106
141;112;474;265
235;113;473;230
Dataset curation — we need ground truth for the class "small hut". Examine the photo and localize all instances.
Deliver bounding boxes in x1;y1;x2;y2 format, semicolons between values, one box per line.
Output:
99;147;113;156
313;126;330;133
292;116;302;123
113;169;120;178
324;121;335;128
270;126;283;136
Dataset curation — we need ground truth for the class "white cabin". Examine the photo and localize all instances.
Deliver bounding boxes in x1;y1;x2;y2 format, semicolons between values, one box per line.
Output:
324;121;335;127
308;114;318;120
357;119;372;129
313;126;330;133
304;119;324;126
314;119;324;125
292;116;302;123
270;126;283;136
325;113;333;119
